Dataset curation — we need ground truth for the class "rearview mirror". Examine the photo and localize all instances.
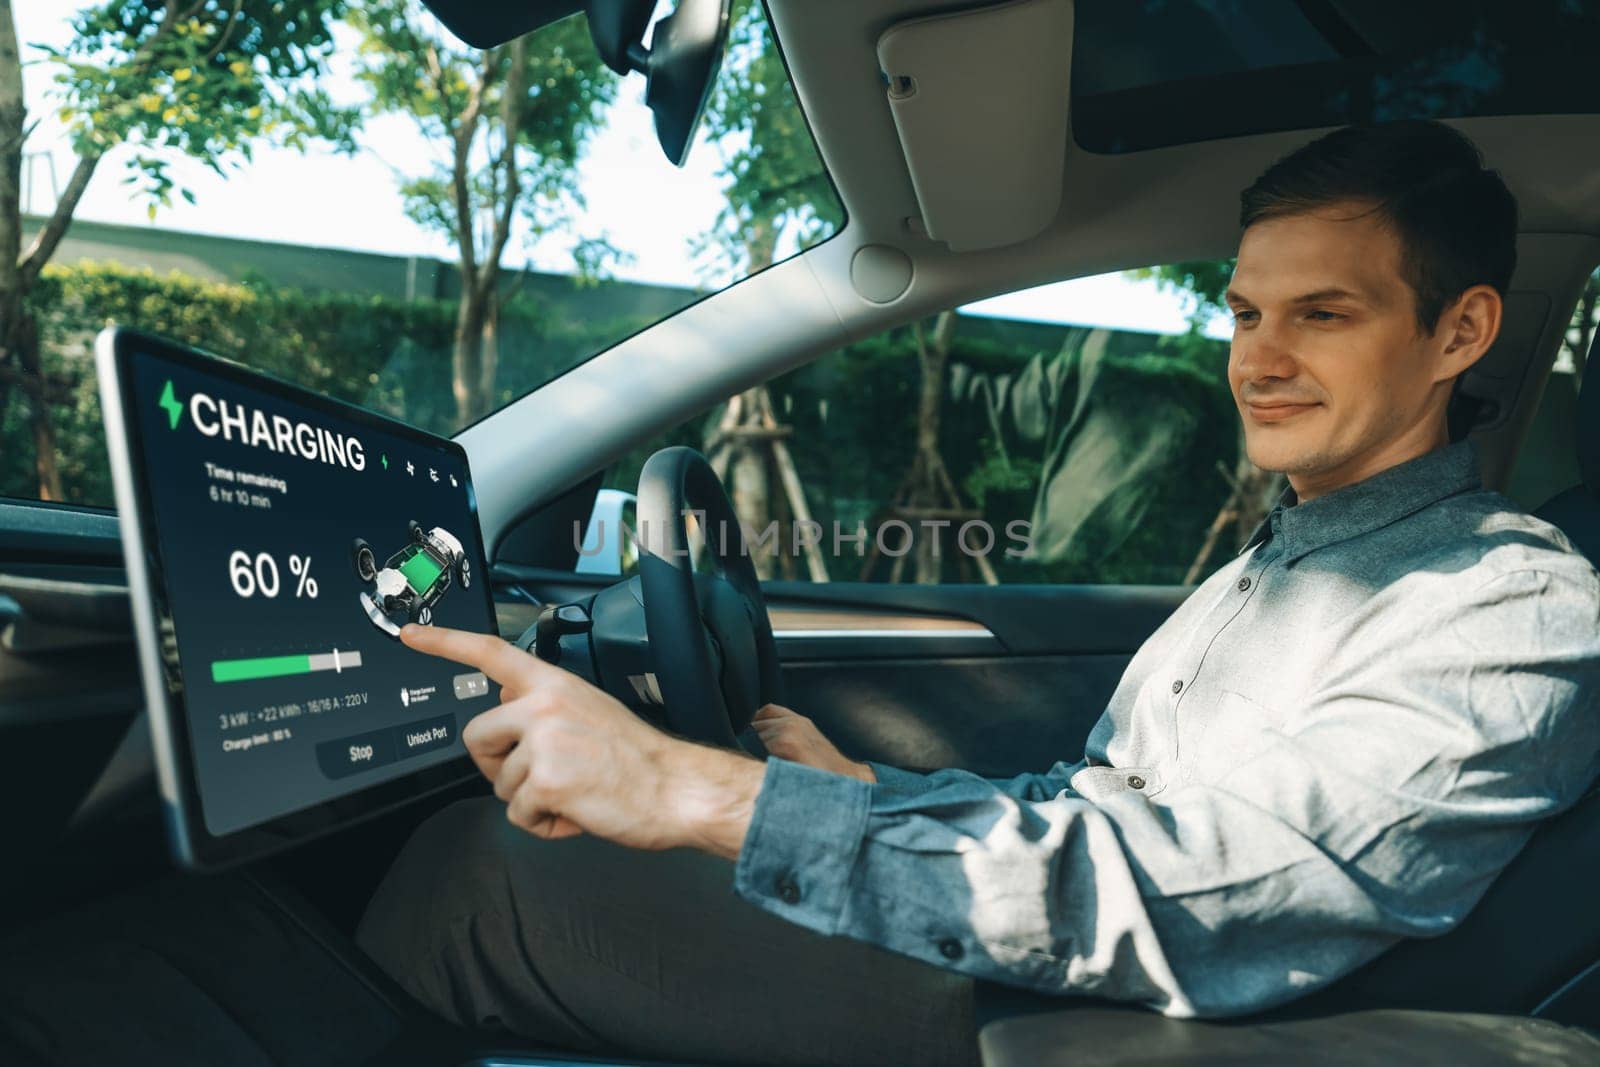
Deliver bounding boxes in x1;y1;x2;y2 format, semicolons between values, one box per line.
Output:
588;0;732;166
420;0;732;167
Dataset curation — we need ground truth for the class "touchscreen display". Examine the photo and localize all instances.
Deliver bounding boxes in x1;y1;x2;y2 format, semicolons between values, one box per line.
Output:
125;345;497;837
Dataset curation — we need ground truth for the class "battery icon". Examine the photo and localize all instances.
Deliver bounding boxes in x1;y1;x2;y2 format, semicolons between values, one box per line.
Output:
211;648;363;683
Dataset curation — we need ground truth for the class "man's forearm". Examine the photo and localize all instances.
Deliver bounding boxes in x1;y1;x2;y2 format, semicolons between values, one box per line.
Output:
663;740;767;860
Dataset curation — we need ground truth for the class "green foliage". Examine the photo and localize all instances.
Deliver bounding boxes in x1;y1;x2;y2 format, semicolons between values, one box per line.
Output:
6;259;1240;587
1030;351;1236;583
942;334;1237;585
1127;259;1236;333
0;262;640;507
350;4;616;258
697;0;843;271
963;453;1043;511
608;319;1237;584
42;0;355;212
569;235;635;285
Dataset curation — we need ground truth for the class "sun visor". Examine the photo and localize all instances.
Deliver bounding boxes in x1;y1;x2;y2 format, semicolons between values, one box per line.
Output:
877;0;1073;252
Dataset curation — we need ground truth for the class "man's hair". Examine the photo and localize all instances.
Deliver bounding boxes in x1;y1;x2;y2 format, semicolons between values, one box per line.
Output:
1239;120;1518;334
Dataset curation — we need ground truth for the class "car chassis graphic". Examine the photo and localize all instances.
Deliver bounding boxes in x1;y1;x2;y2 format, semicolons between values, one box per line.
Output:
352;521;471;637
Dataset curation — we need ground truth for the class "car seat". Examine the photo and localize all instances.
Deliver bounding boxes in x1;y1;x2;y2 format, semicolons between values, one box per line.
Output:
973;330;1600;1062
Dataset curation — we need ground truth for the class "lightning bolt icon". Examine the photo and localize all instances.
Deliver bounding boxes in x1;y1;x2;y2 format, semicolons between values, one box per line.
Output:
158;379;183;431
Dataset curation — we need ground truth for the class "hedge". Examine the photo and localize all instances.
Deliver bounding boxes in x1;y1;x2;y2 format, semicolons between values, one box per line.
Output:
3;262;1236;584
0;263;642;507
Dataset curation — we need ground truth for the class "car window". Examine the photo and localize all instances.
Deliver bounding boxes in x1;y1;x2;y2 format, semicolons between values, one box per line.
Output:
1505;265;1600;510
595;261;1269;587
0;1;839;508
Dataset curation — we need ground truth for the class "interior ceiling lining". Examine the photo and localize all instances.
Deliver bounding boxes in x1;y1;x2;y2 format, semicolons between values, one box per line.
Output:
769;0;1600;273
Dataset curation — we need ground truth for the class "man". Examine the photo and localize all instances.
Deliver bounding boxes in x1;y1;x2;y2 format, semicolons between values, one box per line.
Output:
357;121;1600;1065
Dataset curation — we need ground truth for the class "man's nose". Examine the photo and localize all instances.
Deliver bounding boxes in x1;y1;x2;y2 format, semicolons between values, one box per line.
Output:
1231;319;1297;382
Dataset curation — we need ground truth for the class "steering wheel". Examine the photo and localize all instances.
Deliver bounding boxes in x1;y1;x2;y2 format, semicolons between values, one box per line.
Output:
635;446;783;748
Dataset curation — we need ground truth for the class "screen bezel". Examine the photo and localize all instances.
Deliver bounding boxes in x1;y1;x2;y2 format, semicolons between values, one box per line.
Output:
97;326;495;870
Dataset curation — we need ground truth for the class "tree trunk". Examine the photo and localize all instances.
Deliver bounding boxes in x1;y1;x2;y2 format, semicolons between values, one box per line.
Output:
709;223;781;576
1183;429;1284;584
480;288;501;412
0;0;59;499
0;0;21;284
0;1;111;500
912;320;947;584
910;312;956;584
0;0;23;472
858;311;997;585
1233;462;1283;548
16;312;59;499
729;387;774;578
452;282;491;426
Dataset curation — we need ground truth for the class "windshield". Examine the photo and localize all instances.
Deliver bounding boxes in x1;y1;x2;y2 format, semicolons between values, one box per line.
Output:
0;1;840;508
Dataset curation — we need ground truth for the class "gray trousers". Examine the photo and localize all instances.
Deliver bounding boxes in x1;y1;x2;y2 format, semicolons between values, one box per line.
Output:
356;797;980;1066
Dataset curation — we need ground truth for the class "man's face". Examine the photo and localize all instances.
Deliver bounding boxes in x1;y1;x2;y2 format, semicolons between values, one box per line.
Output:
1225;202;1463;499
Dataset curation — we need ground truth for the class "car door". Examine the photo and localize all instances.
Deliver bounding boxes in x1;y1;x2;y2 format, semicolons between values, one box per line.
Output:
493;274;1249;778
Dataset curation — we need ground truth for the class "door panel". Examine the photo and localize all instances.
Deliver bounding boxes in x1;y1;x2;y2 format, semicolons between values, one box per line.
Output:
780;654;1131;777
499;567;1188;778
762;581;1183;776
761;580;1190;656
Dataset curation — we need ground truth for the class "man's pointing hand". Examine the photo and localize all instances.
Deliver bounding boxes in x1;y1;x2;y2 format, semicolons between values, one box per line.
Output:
400;623;764;858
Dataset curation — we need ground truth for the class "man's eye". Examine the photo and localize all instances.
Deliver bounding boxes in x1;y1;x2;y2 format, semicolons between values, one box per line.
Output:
1307;309;1343;322
1231;309;1258;324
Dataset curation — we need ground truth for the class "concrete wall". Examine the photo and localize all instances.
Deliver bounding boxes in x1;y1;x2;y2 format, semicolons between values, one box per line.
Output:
20;214;704;328
23;214;1202;358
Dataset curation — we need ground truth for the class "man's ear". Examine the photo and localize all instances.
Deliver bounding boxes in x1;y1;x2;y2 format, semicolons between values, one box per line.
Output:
1433;284;1503;382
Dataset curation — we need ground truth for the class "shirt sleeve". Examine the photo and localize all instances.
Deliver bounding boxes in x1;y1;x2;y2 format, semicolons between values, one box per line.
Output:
734;568;1600;1017
864;759;1084;801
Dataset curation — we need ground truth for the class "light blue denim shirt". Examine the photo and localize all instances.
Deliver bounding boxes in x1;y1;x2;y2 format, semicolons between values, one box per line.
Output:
732;441;1600;1017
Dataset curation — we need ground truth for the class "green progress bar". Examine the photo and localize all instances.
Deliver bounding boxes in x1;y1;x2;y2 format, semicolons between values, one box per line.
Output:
211;649;363;683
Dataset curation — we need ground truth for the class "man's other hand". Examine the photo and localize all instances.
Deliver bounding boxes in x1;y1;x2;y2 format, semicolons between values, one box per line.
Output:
752;704;876;783
400;624;763;859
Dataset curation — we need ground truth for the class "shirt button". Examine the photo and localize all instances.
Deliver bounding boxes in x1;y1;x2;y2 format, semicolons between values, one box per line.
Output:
1127;775;1146;790
1171;680;1183;694
938;938;965;960
777;877;801;905
1237;577;1252;592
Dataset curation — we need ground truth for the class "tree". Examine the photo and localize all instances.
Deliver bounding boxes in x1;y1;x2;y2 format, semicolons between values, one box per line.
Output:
1131;259;1285;581
856;310;999;584
1133;260;1233;319
0;0;353;500
696;0;840;278
693;0;844;580
352;3;614;427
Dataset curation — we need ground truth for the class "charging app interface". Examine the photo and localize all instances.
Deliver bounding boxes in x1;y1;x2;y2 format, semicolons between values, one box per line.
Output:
130;350;497;836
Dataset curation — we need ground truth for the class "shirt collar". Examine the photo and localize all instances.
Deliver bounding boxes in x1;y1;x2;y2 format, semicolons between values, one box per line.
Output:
1239;441;1483;563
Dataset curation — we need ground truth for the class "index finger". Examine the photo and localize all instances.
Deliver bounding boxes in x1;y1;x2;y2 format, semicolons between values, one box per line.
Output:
400;623;544;686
